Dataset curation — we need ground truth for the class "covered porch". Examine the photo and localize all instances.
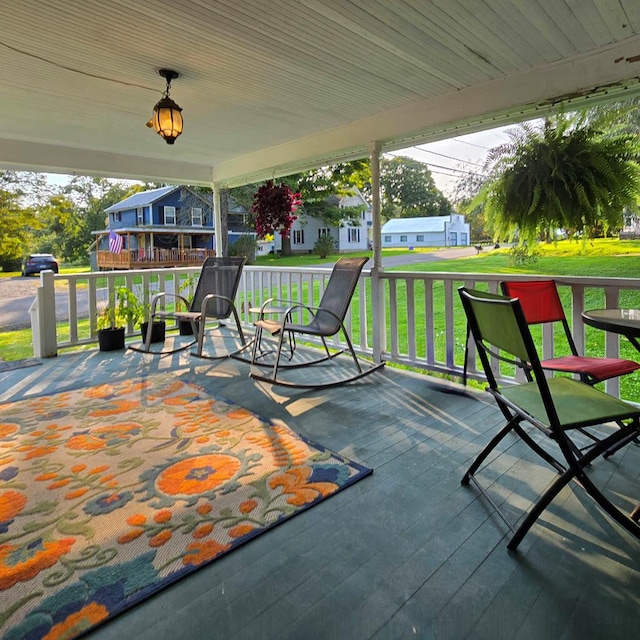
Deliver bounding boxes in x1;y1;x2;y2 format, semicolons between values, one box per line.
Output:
1;348;638;639
4;3;640;637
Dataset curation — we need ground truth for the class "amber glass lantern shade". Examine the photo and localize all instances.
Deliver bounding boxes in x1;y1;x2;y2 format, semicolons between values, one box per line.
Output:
147;68;183;145
151;95;183;144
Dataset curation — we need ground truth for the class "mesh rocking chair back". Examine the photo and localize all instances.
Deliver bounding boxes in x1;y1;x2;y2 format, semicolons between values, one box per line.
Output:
191;257;245;320
249;257;385;388
459;286;640;550
134;256;247;359
500;280;640;384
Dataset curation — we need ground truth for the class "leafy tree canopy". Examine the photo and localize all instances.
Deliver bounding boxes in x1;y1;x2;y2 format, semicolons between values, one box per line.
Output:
380;156;453;220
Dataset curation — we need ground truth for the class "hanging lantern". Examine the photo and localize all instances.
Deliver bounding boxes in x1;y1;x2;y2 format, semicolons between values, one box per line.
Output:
147;68;183;145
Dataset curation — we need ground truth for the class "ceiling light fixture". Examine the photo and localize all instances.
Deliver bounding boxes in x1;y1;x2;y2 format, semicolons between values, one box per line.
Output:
147;68;183;145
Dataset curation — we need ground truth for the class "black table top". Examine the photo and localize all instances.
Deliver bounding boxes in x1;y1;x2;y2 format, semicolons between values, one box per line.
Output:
582;308;640;338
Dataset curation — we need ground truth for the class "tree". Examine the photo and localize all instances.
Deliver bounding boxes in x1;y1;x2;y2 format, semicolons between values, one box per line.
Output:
380;156;453;220
474;112;640;245
61;177;144;261
0;172;43;270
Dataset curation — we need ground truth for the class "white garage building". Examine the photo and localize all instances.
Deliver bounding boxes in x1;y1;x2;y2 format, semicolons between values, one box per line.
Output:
381;214;470;248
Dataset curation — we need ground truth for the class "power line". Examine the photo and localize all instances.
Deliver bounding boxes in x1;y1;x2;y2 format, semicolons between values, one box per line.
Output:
385;152;486;179
412;145;485;167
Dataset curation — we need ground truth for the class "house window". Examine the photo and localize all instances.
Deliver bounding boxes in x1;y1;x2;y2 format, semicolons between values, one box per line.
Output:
400;235;407;242
348;228;360;243
137;208;144;225
164;206;176;225
113;212;121;223
384;235;391;243
318;228;331;237
191;208;203;226
293;229;305;244
416;234;424;242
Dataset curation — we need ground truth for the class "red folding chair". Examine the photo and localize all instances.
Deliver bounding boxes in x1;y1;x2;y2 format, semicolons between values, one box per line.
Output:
500;280;640;385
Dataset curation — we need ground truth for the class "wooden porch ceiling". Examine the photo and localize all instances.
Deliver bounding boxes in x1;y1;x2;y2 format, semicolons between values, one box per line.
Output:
1;348;638;638
1;1;640;186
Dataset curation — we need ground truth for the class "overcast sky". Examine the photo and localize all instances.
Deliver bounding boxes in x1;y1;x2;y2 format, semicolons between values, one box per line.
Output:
391;124;516;197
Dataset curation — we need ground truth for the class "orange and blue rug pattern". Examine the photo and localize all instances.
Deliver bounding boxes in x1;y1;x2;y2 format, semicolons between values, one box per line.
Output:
0;374;371;639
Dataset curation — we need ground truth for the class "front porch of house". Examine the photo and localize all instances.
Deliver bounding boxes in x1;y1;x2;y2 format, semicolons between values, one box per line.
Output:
95;248;217;270
2;347;638;639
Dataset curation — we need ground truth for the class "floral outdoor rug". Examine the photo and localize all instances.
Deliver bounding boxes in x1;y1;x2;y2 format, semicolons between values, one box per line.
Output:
0;374;371;640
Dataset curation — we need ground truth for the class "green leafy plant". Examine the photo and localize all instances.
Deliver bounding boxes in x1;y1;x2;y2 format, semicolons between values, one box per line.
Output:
97;286;144;330
474;112;640;247
508;244;539;267
313;234;336;258
230;234;258;264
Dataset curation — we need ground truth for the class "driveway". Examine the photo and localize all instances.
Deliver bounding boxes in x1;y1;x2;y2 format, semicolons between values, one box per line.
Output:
0;276;94;331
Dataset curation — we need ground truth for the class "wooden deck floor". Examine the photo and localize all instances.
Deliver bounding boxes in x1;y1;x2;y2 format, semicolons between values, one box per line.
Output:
1;343;638;640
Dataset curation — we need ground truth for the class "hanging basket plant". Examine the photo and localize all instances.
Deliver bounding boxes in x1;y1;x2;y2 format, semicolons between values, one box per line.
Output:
251;180;302;241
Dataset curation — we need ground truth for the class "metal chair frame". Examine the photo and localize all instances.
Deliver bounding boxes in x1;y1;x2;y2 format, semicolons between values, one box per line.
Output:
459;286;640;550
131;256;248;360
248;257;385;388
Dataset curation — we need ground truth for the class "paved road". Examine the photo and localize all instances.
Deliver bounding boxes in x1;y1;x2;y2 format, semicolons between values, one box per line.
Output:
0;246;483;331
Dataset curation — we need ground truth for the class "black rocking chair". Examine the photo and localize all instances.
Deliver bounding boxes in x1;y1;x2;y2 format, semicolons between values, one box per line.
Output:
131;256;248;359
249;257;385;388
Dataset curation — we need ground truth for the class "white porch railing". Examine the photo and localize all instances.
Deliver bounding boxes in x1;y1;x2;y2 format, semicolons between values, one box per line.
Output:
30;266;640;400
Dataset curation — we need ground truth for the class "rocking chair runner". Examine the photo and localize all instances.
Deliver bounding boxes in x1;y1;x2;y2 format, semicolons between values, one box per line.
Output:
131;256;247;359
459;286;640;550
249;257;385;388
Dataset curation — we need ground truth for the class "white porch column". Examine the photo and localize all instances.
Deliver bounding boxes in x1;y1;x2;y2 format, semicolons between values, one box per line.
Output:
213;184;223;257
370;142;385;363
30;270;57;357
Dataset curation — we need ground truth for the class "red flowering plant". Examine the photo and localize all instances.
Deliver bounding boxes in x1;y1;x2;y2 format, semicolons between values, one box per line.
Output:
251;181;302;245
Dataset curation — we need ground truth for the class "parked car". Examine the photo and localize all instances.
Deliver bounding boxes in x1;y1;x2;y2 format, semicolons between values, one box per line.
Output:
22;254;59;276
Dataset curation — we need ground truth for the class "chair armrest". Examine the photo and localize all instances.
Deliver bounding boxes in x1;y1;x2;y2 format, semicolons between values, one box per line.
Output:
150;292;191;314
199;293;234;317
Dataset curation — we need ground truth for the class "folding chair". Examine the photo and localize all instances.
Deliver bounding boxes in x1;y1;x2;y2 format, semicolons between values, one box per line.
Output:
459;286;640;550
249;257;385;388
132;257;248;359
501;280;640;384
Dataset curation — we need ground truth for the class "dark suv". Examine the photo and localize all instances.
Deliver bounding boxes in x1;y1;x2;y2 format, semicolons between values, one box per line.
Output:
22;254;59;276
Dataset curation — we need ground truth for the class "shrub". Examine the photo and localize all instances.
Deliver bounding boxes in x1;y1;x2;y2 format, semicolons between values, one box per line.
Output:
313;234;336;258
508;245;539;267
230;234;258;264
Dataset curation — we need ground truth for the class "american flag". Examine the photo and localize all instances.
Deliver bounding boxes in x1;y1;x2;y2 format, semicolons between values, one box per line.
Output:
109;230;123;254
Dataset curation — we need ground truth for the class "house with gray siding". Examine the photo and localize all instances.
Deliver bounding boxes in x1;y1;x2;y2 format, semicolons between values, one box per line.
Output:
381;214;470;248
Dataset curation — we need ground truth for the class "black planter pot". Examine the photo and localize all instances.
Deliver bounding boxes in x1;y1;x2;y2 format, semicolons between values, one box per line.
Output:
97;327;125;352
140;321;166;344
178;320;197;336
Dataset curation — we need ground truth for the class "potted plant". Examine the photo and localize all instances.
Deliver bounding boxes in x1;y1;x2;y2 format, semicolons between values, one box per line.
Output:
140;301;166;344
97;286;145;351
177;272;199;335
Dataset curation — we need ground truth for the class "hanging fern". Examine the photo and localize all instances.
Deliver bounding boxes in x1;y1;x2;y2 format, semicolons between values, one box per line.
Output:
473;112;640;245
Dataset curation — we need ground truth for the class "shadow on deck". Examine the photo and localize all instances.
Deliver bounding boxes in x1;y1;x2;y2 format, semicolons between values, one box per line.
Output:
1;342;638;640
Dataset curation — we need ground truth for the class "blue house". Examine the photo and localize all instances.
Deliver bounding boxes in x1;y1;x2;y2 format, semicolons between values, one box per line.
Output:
94;186;218;269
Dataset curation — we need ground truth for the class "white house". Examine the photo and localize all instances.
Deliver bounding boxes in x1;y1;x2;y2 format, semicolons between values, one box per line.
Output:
275;187;372;253
381;214;470;248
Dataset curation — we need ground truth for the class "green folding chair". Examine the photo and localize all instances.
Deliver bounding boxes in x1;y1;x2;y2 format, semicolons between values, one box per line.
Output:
459;286;640;550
